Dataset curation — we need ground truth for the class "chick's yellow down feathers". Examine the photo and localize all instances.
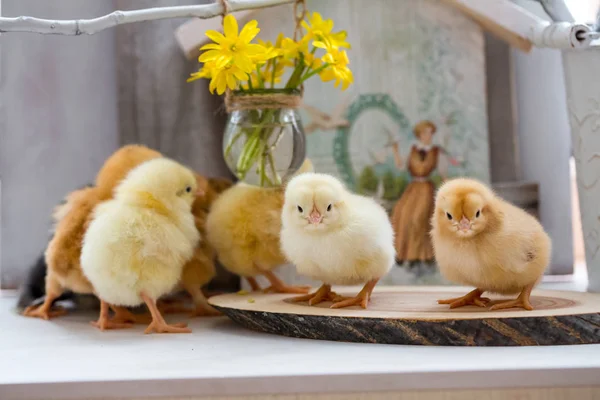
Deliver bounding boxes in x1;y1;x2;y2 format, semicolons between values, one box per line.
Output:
281;173;395;309
431;178;551;311
22;145;162;321
82;158;200;334
205;161;314;294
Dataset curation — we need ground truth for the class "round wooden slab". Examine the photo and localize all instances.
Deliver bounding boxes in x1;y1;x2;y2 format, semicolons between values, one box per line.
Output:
208;286;600;346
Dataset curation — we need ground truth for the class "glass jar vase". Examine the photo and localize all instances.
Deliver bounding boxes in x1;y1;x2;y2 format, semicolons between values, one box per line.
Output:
222;91;306;187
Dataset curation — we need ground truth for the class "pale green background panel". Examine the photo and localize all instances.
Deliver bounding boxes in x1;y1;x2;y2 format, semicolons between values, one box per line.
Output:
249;0;490;286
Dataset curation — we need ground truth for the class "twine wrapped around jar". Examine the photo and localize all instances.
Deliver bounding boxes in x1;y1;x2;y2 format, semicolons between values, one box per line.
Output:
224;91;302;113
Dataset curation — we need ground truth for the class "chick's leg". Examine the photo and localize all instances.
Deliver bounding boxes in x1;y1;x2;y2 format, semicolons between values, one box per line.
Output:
263;270;310;294
157;298;192;315
22;275;68;320
110;305;152;324
289;284;341;306
489;283;535;311
90;300;133;331
438;288;490;309
331;279;379;309
246;277;261;292
141;292;191;334
185;285;221;317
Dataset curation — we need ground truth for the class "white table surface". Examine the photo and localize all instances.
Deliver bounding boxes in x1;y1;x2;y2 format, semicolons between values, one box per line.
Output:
1;279;599;400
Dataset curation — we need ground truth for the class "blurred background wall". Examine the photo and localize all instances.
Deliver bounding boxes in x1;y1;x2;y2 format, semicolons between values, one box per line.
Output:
0;0;119;288
0;0;234;289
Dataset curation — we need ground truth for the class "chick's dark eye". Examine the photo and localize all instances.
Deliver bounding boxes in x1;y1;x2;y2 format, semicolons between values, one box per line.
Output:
297;205;303;213
476;210;481;218
185;186;192;193
446;212;453;220
327;204;332;212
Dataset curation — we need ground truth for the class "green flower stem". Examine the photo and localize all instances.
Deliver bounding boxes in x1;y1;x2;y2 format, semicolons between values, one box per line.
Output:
267;150;280;185
247;73;254;91
236;132;261;178
224;128;247;159
259;141;266;187
300;63;329;82
285;52;306;89
233;108;277;184
270;58;278;88
256;65;265;89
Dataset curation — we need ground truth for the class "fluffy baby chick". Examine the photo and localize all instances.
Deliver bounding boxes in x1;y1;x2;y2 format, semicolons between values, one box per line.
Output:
23;187;103;320
206;162;313;294
95;144;163;198
431;178;552;311
281;173;395;309
22;145;162;321
161;176;234;317
81;158;201;334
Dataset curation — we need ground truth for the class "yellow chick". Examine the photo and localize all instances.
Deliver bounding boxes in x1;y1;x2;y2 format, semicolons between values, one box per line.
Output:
206;161;314;294
431;178;552;311
81;158;201;333
281;173;395;309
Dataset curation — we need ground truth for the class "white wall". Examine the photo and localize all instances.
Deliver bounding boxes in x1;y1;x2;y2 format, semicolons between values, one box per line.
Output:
0;0;119;288
512;0;574;274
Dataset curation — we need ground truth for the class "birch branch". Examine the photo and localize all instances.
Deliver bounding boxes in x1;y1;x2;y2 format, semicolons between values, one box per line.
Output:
0;0;293;36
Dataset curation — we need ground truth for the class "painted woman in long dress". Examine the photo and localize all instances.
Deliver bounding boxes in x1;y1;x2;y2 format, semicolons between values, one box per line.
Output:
391;120;443;264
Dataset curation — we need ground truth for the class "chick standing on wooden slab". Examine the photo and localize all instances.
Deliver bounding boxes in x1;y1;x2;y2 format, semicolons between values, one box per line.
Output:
22;145;162;321
431;178;551;311
81;158;201;333
281;173;395;309
206;161;314;294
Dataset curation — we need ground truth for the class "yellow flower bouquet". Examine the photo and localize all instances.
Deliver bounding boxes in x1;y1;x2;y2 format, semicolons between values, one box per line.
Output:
189;12;352;186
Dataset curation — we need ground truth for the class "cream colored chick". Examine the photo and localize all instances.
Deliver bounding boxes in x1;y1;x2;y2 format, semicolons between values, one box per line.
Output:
431;178;552;311
281;173;395;309
81;158;201;334
206;161;314;294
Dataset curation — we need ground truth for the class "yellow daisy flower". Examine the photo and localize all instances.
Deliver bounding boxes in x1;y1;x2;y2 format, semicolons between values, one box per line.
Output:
209;62;249;95
187;61;216;82
255;39;281;64
320;48;353;90
199;14;263;73
301;12;350;50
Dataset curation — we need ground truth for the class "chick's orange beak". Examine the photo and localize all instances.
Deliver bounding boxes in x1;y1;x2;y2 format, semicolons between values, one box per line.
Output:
308;208;322;225
459;216;471;231
195;188;205;197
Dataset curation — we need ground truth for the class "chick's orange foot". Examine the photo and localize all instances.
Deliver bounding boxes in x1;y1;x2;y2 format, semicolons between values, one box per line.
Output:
263;271;310;294
22;304;67;320
111;306;152;324
91;301;133;331
490;298;534;311
90;319;133;330
289;284;342;306
142;293;191;334
438;289;491;308
490;284;535;311
438;288;490;309
330;279;379;309
144;321;191;334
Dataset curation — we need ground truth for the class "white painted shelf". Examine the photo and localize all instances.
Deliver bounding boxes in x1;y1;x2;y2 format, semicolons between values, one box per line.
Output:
1;278;599;400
